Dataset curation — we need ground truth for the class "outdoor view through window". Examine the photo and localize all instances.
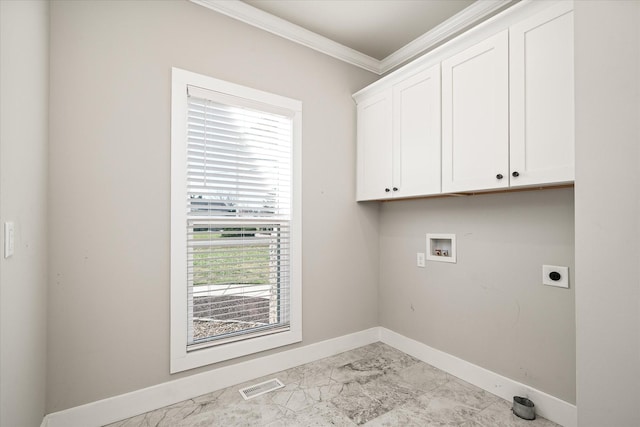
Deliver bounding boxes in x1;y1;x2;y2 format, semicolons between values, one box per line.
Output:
186;88;293;350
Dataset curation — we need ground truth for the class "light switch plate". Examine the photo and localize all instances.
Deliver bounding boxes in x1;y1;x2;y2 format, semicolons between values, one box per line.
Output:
542;265;569;288
4;222;14;258
416;252;425;268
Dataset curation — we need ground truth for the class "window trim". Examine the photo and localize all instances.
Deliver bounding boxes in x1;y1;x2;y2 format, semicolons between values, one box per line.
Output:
170;67;302;373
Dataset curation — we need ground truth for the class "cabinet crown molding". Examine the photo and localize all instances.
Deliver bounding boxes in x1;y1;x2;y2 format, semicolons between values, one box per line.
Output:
354;0;573;101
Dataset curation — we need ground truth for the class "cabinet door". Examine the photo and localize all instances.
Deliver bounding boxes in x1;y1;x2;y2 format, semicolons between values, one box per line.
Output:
392;64;441;198
510;3;574;187
356;89;392;201
441;30;509;193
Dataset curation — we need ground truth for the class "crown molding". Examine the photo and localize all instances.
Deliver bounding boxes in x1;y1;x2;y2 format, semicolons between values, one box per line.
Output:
190;0;515;75
191;0;381;74
379;0;515;73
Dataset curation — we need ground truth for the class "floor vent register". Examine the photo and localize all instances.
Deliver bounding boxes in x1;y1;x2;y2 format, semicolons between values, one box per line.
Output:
238;378;285;400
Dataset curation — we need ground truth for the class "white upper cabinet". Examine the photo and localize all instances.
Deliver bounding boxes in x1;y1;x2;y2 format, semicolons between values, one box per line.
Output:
356;65;441;201
441;30;509;193
509;2;575;187
392;65;441;198
356;89;392;201
354;0;574;201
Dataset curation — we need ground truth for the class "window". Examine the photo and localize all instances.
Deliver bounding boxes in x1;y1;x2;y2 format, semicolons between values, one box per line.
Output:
171;68;302;373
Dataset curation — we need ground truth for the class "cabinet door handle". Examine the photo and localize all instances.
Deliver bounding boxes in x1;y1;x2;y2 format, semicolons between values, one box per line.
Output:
496;174;504;180
392;187;398;191
385;188;391;192
512;171;520;177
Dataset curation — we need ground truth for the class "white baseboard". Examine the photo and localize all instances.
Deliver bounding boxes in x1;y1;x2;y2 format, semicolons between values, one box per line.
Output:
42;327;380;427
379;327;577;427
42;327;576;427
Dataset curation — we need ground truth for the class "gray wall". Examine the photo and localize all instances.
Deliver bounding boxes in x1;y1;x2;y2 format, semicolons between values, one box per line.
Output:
574;1;640;425
378;188;576;403
35;0;640;422
0;1;49;425
47;0;379;413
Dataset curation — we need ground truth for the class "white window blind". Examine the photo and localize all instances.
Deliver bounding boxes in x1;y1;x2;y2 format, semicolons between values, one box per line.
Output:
185;85;293;350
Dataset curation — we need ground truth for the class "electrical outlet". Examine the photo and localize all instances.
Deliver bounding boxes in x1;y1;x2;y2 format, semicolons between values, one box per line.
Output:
542;265;569;288
417;252;425;268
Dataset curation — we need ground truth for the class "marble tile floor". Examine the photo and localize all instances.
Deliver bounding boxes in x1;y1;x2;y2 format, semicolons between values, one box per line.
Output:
107;343;561;427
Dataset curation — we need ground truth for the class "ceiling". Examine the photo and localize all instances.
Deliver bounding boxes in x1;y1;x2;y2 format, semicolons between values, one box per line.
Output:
242;0;475;61
192;0;514;74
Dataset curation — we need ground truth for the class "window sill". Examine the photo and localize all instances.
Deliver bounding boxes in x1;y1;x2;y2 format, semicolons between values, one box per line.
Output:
170;325;301;374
